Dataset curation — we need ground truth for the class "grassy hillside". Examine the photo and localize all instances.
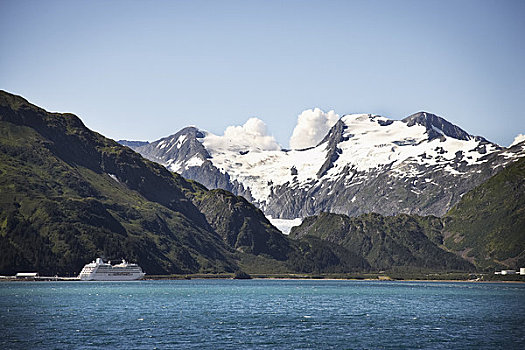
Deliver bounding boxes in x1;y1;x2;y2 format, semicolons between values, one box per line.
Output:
290;212;473;272
191;189;369;273
444;156;525;269
0;91;236;275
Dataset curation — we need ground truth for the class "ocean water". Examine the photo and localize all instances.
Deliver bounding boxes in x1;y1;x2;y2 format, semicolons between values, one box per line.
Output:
1;280;524;349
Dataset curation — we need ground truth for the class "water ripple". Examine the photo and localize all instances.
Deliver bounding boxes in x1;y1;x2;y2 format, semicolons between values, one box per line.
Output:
0;280;524;349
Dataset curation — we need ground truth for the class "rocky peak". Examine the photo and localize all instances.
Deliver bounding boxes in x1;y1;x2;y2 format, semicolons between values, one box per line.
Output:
134;126;211;167
403;112;473;141
128;107;522;222
316;119;347;178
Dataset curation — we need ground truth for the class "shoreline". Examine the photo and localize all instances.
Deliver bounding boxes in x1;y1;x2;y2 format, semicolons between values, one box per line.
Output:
3;274;523;283
1;278;523;284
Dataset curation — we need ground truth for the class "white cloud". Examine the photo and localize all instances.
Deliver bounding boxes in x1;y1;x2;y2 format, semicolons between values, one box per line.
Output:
221;117;281;151
289;108;339;149
510;133;525;147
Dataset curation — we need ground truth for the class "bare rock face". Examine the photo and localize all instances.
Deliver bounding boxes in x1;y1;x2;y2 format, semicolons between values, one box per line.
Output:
402;112;474;141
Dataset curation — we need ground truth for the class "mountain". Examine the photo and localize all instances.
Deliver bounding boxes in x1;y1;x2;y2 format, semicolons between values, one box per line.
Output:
129;127;255;201
0;91;364;275
2;90;521;275
289;153;525;270
129;112;525;225
188;187;370;273
443;154;525;269
289;212;473;272
0;91;232;275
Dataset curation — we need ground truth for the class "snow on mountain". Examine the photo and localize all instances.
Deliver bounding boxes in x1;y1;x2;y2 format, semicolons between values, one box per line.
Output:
324;113;495;176
267;217;303;235
129;110;525;224
201;133;327;201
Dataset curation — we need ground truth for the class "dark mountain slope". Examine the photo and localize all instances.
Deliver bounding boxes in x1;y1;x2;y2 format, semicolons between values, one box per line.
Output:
190;188;370;273
444;155;525;269
0;91;235;275
191;188;291;259
402;111;476;141
289;212;473;271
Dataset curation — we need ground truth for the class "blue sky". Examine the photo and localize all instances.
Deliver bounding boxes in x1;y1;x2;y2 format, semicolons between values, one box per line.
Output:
1;0;524;147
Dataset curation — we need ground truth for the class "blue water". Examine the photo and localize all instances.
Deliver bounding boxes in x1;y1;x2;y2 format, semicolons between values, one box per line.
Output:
1;280;524;349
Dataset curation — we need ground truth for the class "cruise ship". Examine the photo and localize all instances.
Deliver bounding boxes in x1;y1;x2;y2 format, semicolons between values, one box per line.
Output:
78;258;145;281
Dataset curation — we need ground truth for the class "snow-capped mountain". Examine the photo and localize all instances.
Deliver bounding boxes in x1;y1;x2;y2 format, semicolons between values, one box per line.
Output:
126;112;525;223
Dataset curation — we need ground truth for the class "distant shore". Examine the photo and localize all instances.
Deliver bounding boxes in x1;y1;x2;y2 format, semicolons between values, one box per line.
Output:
144;272;525;283
2;272;524;283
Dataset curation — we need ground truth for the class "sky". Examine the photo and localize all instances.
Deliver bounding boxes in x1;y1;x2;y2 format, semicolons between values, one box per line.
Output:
1;0;524;148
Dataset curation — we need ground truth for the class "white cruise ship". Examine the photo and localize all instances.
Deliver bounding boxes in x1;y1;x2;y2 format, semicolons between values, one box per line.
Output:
78;258;145;281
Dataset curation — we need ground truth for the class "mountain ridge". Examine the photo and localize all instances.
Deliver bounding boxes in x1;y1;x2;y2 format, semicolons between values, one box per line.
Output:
289;212;474;271
0;90;370;275
2;90;522;275
126;110;524;224
402;111;481;142
289;154;525;270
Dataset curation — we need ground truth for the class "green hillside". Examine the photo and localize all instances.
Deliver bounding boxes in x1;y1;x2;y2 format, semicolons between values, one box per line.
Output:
191;188;369;273
0;91;236;275
444;156;525;269
290;212;473;272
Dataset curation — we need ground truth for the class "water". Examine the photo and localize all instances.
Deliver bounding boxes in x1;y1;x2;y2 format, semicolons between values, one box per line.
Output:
1;280;524;349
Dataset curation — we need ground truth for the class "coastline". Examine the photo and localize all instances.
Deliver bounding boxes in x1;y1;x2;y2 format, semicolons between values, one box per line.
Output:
2;272;524;283
139;272;525;283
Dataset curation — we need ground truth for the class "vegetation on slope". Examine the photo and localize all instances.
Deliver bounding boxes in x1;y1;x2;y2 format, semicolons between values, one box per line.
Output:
444;156;525;269
190;188;369;273
191;189;291;259
290;212;473;272
0;91;235;275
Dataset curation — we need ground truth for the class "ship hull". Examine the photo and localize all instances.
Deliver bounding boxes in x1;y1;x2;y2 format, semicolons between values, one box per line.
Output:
79;272;145;281
78;258;145;281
